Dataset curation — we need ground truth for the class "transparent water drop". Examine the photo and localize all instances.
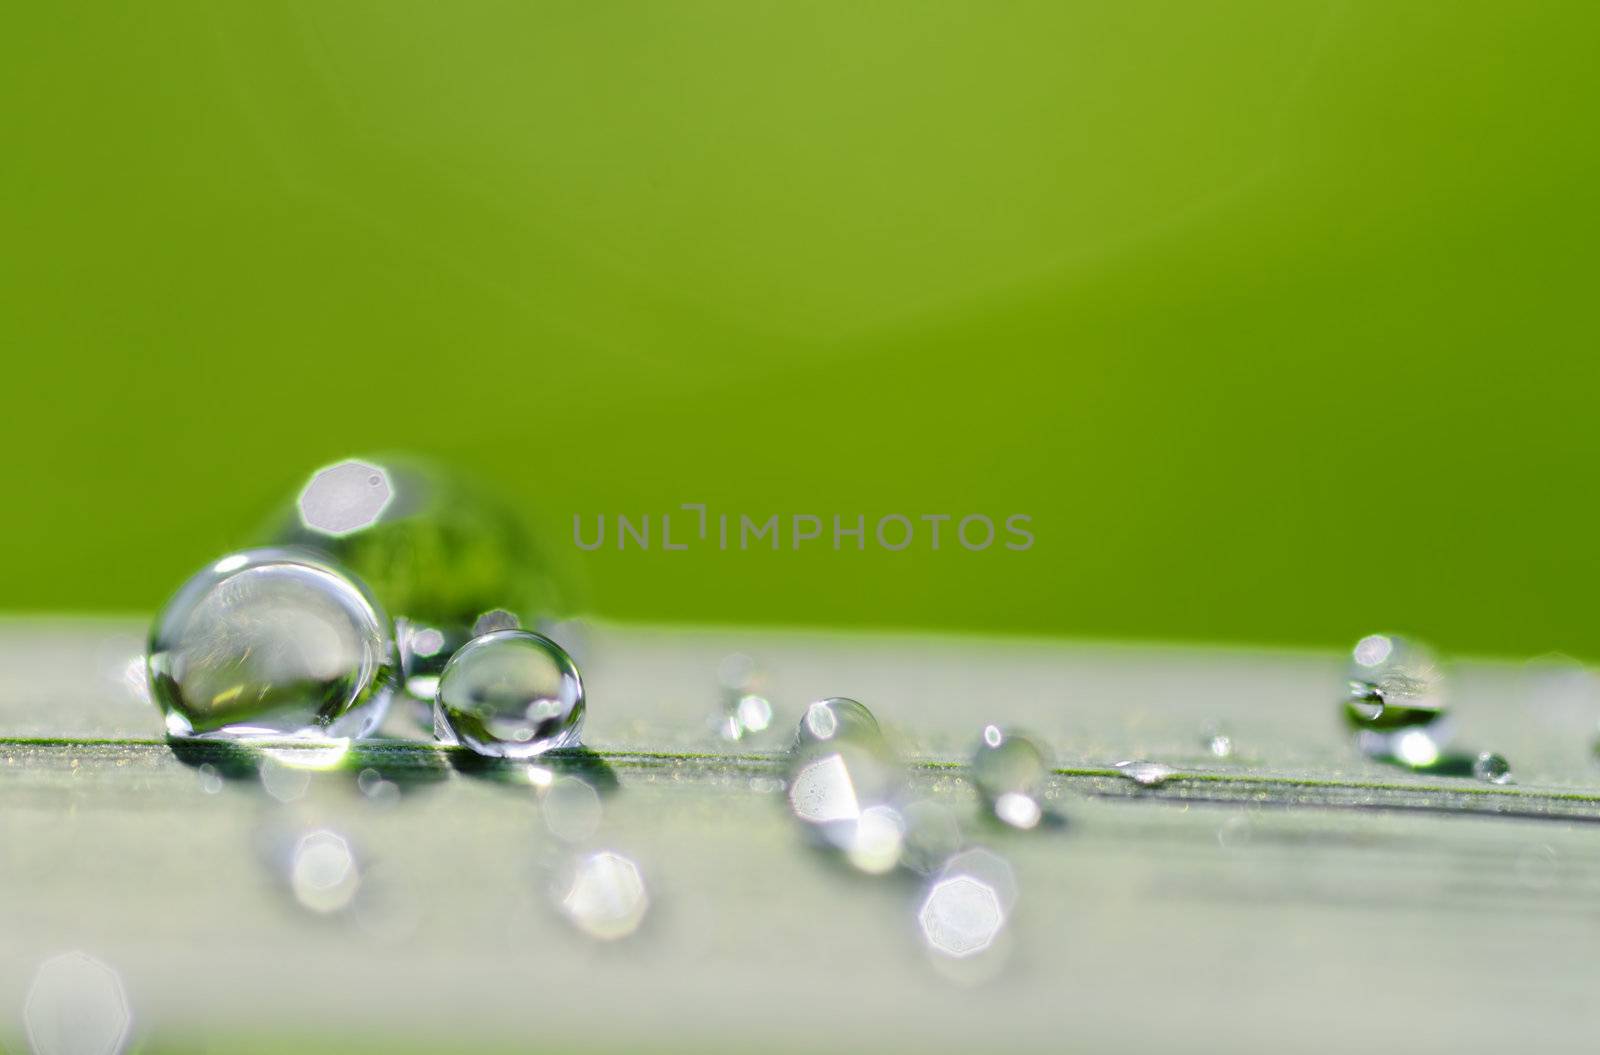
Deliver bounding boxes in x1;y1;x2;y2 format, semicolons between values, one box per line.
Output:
24;951;131;1055
1473;751;1512;785
559;851;649;940
1204;728;1234;759
712;654;774;742
290;829;361;914
970;725;1051;830
1344;634;1449;729
396;618;467;703
434;630;584;758
796;697;881;748
1114;760;1177;787
786;697;905;872
147;548;395;742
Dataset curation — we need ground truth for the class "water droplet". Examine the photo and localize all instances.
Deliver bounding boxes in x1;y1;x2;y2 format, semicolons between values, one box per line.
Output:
1204;730;1234;759
272;458;574;651
542;776;603;843
397;618;467;702
24;952;131;1055
1473;751;1512;785
290;829;361;914
434;630;584;758
796;697;881;748
970;726;1051;830
1114;760;1177;787
1343;633;1450;736
786;698;905;872
147;548;395;741
560;851;649;940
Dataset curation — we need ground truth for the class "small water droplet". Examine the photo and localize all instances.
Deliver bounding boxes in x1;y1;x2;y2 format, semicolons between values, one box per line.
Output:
1204;729;1234;759
1114;760;1177;787
1473;751;1512;785
970;727;1051;830
797;697;881;748
471;608;521;636
434;630;584;758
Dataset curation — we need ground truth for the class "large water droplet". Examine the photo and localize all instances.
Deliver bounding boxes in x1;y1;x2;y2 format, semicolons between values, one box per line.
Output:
147;548;395;741
786;697;904;872
970;725;1051;830
1473;751;1512;785
1343;633;1455;764
434;630;584;758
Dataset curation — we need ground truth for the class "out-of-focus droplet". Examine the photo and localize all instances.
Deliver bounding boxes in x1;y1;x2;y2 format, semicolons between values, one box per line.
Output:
1473;751;1512;784
147;548;395;741
970;725;1051;830
712;653;775;742
1204;728;1233;759
560;851;648;940
542;776;603;843
290;830;361;914
434;630;584;758
1114;760;1177;787
396;618;467;704
472;609;522;636
1343;634;1454;764
796;697;880;748
276;458;570;629
786;697;906;873
24;951;132;1055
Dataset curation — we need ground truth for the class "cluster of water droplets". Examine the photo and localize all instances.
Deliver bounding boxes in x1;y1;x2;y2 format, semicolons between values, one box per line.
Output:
779;696;1019;974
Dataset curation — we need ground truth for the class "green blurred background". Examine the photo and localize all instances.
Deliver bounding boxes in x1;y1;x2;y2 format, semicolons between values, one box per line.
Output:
3;1;1597;656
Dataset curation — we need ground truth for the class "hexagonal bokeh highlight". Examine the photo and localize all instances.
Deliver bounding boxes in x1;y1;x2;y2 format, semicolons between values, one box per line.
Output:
24;951;132;1055
297;459;393;536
